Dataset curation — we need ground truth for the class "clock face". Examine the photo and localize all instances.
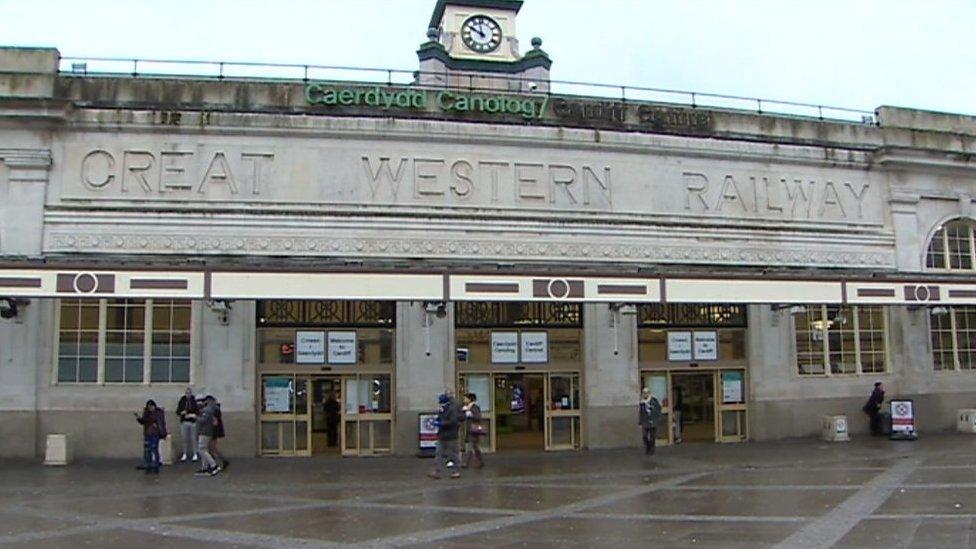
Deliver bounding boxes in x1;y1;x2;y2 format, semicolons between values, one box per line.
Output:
461;15;502;53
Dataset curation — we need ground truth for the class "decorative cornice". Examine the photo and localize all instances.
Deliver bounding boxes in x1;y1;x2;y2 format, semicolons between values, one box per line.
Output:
418;44;551;72
45;231;894;269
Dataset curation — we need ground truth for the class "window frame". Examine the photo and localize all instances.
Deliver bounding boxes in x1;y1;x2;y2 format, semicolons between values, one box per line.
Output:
929;306;976;372
926;219;976;271
793;305;890;377
53;298;195;386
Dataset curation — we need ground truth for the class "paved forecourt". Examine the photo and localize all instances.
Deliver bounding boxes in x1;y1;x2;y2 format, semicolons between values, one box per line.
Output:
2;435;976;547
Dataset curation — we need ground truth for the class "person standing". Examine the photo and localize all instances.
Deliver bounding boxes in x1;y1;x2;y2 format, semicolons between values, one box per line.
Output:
195;395;220;476
135;399;167;474
176;387;199;463
428;392;462;479
324;391;340;448
461;393;484;469
638;388;662;455
863;381;885;436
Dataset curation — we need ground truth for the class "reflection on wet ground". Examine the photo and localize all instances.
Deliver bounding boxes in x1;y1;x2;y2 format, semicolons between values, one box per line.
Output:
2;434;976;547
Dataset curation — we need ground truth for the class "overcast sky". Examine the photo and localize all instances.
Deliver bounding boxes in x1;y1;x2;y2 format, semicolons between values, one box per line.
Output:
1;0;973;116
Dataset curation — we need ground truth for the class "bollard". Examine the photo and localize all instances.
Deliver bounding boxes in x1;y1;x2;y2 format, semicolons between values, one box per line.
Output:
821;415;850;442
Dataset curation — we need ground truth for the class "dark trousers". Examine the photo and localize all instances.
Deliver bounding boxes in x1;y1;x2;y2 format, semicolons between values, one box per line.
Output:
868;410;882;435
326;422;339;447
642;425;656;454
143;435;160;472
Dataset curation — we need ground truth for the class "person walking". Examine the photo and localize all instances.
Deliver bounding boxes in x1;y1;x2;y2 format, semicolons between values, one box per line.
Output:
135;399;167;474
195;395;220;476
863;381;885;436
638;388;662;455
428;392;462;479
209;396;229;470
176;387;199;463
461;393;484;469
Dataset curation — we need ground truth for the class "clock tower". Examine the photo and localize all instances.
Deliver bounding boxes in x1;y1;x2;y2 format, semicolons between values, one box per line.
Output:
417;0;551;92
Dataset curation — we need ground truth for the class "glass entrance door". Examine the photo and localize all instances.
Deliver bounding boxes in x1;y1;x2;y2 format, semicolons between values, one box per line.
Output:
545;372;581;450
717;369;748;442
260;374;311;456
341;373;393;456
671;372;716;443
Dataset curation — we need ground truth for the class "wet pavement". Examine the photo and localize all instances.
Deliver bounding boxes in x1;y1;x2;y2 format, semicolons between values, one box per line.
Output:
2;435;976;547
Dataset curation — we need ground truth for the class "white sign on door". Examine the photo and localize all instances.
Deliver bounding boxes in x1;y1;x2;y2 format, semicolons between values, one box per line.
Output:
295;331;326;364
327;331;357;364
520;332;548;363
491;332;519;364
693;331;718;361
667;331;692;361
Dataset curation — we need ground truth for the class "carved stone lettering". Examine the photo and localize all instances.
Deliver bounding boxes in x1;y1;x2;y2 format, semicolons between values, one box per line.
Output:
122;151;155;193
450;160;474;198
76;147;274;196
683;171;871;221
196;152;238;194
362;156;408;200
413;158;445;197
514;163;546;202
160;150;193;192
81;150;114;189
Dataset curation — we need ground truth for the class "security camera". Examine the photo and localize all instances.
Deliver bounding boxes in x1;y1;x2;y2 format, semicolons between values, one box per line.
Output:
424;301;447;319
0;298;29;319
0;298;17;319
527;82;538;91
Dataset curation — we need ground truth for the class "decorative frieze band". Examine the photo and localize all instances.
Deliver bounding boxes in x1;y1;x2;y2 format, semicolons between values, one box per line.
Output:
45;231;894;269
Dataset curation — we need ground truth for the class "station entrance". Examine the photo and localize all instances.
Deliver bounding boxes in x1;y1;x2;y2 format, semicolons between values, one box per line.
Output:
256;300;396;457
459;371;582;452
638;303;749;445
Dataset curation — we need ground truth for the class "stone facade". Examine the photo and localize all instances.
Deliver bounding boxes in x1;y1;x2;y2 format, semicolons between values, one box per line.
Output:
2;42;976;459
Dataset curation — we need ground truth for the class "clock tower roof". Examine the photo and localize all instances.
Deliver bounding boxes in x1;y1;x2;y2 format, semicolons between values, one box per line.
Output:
428;0;523;29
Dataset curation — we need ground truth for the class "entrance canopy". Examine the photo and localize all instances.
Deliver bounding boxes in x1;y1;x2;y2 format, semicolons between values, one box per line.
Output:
0;266;972;305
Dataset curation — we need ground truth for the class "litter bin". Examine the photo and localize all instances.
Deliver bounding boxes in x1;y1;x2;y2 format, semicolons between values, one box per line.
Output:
958;409;976;433
821;415;850;442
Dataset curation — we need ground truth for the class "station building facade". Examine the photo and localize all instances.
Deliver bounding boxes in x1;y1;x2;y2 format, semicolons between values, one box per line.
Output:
2;0;976;458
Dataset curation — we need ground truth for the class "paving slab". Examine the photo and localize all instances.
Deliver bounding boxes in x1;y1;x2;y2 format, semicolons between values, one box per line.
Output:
684;468;879;487
588;488;851;518
0;528;244;549
421;516;801;548
376;484;616;511
173;506;510;544
875;486;976;515
838;518;975;548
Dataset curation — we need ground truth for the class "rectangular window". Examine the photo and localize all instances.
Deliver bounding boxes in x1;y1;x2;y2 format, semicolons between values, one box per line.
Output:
795;305;887;376
932;306;976;371
56;299;192;384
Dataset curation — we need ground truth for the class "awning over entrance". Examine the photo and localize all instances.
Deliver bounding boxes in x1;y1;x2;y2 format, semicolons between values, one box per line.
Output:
1;266;974;305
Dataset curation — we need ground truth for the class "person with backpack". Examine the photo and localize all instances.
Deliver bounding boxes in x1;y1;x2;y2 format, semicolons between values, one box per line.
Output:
135;399;167;474
427;391;462;479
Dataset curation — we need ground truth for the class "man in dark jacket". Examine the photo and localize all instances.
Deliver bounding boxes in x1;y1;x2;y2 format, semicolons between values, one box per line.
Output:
863;382;885;435
194;395;220;476
638;388;662;455
135;399;167;474
428;392;462;479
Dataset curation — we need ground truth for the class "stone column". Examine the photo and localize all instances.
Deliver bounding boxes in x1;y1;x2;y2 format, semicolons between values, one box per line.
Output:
890;191;922;271
0;150;51;255
583;303;639;449
394;301;453;455
196;300;257;457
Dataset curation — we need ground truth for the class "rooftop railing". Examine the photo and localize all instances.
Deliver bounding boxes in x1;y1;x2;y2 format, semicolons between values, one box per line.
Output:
58;56;876;123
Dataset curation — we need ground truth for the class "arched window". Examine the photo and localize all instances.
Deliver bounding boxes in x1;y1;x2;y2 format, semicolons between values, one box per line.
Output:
926;218;976;270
